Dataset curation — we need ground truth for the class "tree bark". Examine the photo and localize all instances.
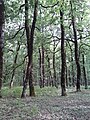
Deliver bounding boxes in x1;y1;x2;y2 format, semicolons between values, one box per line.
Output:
70;0;81;91
21;0;38;98
82;54;88;89
28;0;38;96
60;5;67;96
71;47;75;87
68;69;71;87
68;42;75;87
38;48;43;88
21;0;30;98
53;41;57;88
41;44;45;87
0;0;4;98
45;51;52;86
66;64;68;88
9;41;20;88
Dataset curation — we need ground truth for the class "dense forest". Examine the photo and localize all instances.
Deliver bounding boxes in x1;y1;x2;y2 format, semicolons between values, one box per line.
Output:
0;0;90;98
1;0;90;119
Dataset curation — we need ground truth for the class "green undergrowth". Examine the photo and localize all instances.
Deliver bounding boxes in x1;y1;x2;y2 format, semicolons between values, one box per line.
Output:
1;86;58;98
1;86;22;98
35;86;58;96
1;85;90;98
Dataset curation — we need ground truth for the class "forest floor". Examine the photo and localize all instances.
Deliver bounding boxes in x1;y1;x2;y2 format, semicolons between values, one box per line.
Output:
0;87;90;120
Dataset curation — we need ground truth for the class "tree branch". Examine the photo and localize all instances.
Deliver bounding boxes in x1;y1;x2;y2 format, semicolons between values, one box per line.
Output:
39;1;59;9
6;26;25;40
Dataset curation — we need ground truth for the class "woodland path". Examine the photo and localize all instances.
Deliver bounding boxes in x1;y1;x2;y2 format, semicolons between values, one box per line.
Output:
0;89;90;120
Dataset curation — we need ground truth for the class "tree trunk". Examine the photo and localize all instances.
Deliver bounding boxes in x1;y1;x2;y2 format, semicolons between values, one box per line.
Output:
82;54;88;89
21;0;30;98
53;41;57;88
71;49;75;87
21;0;38;98
60;5;67;96
46;51;52;86
9;41;20;88
38;48;43;88
0;0;4;98
66;64;68;88
70;0;81;91
41;44;45;87
28;0;38;97
68;42;75;87
68;69;71;87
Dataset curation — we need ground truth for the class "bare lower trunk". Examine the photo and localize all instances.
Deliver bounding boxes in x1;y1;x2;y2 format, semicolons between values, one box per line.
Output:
66;64;68;88
29;65;35;96
38;48;42;88
82;54;88;89
68;69;71;87
53;41;57;88
0;0;4;98
10;42;20;88
72;58;75;87
21;62;29;98
41;44;45;87
68;42;75;87
45;51;52;86
76;60;81;91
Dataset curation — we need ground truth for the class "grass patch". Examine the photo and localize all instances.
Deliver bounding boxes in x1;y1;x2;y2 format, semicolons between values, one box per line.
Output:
1;86;22;98
35;86;58;96
1;86;58;98
1;85;90;98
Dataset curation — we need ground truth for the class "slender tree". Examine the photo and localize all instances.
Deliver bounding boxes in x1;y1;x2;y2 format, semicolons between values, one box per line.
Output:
21;0;30;98
60;2;67;96
41;44;45;87
38;47;43;88
66;64;68;88
70;0;81;91
10;41;20;88
45;50;52;86
0;0;4;98
29;0;38;96
68;42;75;87
21;0;38;97
82;54;88;89
53;40;57;88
